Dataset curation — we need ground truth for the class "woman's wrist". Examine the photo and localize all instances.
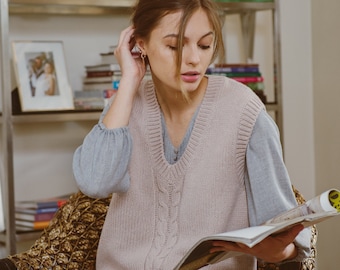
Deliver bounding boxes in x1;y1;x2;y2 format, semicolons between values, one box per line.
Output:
283;243;298;261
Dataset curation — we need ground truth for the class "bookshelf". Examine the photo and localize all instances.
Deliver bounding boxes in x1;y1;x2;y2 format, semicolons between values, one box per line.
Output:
0;0;282;255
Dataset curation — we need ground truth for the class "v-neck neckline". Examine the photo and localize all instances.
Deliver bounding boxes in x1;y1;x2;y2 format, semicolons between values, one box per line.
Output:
144;76;223;176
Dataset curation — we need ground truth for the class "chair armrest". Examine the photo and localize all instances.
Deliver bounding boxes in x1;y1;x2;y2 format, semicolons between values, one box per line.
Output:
7;191;111;270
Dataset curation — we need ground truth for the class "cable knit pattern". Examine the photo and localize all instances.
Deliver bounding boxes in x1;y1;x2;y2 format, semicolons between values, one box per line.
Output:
96;76;264;270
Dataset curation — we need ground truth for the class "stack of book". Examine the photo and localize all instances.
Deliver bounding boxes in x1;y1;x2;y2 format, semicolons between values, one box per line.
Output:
99;44;118;65
15;194;70;232
83;45;120;88
74;45;121;110
74;89;117;110
206;63;267;103
83;63;122;91
76;44;153;110
215;0;273;2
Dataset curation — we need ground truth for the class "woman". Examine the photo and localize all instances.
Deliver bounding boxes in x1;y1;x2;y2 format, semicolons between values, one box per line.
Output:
73;0;310;269
34;61;56;97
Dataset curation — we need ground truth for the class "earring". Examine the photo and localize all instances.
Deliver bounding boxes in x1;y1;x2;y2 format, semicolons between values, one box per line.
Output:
140;52;146;65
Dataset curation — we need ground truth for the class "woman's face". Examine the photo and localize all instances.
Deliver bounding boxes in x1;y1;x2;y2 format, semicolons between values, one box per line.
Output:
44;63;53;74
141;8;214;94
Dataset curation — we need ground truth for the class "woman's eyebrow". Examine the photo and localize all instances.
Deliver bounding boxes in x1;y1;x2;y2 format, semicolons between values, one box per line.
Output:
163;31;214;40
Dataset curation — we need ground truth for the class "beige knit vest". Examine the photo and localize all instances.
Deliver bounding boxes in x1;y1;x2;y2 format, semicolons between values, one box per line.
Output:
96;76;264;270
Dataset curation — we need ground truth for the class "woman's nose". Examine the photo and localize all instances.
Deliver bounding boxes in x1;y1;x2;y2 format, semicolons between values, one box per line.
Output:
184;46;200;65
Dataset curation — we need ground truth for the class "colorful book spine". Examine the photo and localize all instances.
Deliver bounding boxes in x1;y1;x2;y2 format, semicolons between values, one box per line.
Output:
15;198;68;210
206;63;267;103
231;76;264;83
15;211;56;222
206;66;259;74
16;220;51;230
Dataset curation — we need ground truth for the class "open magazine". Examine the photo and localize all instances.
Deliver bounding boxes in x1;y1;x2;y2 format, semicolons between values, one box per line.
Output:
174;188;340;270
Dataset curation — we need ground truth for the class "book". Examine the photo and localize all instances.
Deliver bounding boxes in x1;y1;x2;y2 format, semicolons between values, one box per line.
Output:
15;206;59;214
73;89;117;110
74;89;116;99
83;81;119;91
83;72;122;84
244;82;265;91
85;63;121;72
15;219;51;230
100;52;118;65
174;188;340;270
206;66;259;74
224;72;262;77
231;76;264;83
86;70;115;77
215;0;273;2
15;211;56;222
214;63;259;67
15;195;69;210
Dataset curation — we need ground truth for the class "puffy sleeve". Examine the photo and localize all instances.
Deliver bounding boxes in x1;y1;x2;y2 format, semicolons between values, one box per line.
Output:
72;99;133;198
245;109;311;262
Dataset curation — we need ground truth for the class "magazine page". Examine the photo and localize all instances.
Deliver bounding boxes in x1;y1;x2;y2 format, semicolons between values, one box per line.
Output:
264;189;340;225
175;188;340;270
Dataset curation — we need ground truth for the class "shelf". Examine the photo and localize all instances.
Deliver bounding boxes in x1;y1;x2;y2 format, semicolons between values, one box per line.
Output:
264;102;279;112
0;230;42;243
0;110;101;124
12;111;101;123
8;0;134;15
8;0;275;15
219;2;275;13
1;103;279;124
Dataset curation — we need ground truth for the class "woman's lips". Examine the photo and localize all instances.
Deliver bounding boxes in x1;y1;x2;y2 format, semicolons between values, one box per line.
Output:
181;72;200;83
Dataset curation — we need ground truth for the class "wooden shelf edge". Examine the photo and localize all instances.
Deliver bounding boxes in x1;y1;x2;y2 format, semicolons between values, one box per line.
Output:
265;102;279;112
8;1;275;16
0;110;101;124
0;230;42;243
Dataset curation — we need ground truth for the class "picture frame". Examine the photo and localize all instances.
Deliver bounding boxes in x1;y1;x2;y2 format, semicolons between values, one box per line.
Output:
12;41;74;112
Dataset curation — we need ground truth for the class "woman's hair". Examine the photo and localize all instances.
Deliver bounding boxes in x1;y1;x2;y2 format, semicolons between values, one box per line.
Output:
132;0;224;78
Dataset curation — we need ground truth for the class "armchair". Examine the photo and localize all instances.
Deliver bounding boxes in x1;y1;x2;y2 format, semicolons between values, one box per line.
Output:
0;186;317;270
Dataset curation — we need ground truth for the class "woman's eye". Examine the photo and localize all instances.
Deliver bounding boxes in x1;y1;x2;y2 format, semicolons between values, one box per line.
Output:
199;45;211;50
168;45;178;50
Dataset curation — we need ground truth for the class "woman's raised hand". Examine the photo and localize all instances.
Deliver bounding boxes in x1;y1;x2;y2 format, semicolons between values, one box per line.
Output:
114;26;147;88
102;26;147;129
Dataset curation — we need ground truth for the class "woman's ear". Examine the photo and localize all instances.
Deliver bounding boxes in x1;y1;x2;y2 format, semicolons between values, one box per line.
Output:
135;38;146;55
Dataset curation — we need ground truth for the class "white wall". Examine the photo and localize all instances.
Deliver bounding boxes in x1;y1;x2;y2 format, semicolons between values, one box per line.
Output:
281;0;340;268
310;0;340;268
279;0;315;199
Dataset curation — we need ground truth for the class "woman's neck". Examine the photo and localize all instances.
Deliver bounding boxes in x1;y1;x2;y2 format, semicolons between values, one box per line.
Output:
155;77;208;148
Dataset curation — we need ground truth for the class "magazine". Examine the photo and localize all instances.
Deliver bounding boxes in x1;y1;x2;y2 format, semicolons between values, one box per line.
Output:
174;188;340;270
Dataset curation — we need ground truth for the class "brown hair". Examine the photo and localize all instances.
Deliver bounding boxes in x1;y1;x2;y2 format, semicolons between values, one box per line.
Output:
132;0;224;76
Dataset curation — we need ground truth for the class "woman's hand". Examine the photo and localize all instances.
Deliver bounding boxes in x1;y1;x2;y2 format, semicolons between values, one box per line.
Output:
209;224;304;263
102;26;147;129
114;25;147;90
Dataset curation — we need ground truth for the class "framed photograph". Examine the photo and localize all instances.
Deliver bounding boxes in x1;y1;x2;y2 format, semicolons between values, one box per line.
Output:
12;41;74;112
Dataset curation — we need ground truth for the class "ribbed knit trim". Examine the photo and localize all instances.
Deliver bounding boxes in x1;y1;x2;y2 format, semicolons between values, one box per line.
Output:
236;95;265;182
144;77;221;179
144;76;264;183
